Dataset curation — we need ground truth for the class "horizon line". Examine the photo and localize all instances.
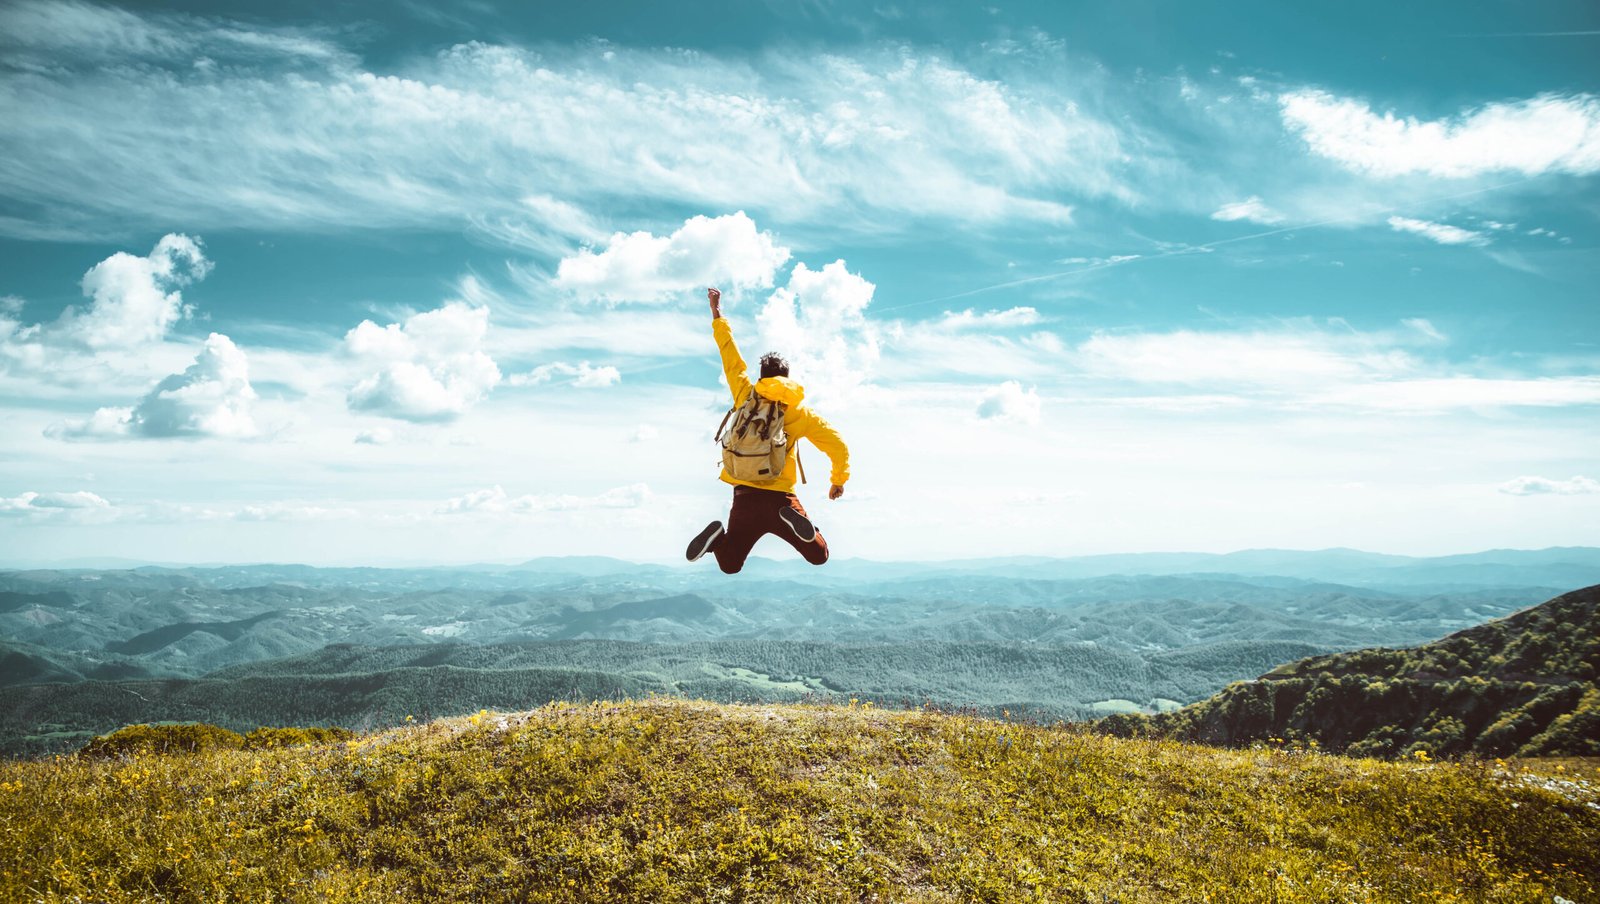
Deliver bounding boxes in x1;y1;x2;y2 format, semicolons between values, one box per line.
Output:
3;543;1596;571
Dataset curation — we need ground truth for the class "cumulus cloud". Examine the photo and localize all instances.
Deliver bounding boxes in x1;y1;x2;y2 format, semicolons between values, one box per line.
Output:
507;361;621;388
57;234;210;348
976;380;1041;424
1210;196;1284;224
554;212;790;304
354;427;394;445
1497;476;1600;496
1280;90;1600;178
48;333;258;439
436;483;652;515
756;259;880;401
346;302;501;422
1386;216;1488;246
0;490;112;515
2;235;210;376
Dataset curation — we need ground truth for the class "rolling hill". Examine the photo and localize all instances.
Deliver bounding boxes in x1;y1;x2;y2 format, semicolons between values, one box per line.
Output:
1;700;1595;902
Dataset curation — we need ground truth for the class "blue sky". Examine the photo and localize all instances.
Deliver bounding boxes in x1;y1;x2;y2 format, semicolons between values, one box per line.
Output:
1;0;1597;565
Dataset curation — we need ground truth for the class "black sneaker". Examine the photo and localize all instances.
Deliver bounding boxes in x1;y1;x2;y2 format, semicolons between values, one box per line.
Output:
686;521;725;562
778;507;817;543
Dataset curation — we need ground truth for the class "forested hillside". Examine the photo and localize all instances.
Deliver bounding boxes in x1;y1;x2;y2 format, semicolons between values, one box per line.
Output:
1105;583;1600;757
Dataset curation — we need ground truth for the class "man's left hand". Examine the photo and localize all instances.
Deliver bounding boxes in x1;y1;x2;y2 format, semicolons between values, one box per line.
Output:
828;484;845;500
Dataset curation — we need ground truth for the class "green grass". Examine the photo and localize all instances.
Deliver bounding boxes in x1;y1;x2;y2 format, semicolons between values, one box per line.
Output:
2;699;1597;902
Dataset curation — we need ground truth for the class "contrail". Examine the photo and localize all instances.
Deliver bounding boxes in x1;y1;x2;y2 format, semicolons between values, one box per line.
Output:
874;177;1538;315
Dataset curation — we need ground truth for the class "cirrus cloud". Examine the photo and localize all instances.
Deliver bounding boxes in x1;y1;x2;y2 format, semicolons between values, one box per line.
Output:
435;483;652;515
1386;216;1488;246
507;361;622;389
1210;196;1284;224
1280;89;1600;178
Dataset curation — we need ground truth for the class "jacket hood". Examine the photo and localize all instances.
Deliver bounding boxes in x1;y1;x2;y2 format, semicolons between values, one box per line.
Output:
753;376;805;407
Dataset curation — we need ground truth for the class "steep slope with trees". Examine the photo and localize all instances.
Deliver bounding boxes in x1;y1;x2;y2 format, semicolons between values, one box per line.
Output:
1106;584;1600;757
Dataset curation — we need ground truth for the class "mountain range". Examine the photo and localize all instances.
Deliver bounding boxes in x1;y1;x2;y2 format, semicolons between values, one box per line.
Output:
1;547;1596;757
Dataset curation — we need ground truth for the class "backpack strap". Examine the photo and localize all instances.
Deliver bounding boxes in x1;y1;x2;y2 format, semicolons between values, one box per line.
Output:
760;400;778;440
736;394;756;438
714;405;735;444
796;445;807;485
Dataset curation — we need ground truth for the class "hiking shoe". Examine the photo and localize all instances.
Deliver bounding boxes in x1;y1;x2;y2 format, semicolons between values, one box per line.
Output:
778;506;817;543
687;521;725;562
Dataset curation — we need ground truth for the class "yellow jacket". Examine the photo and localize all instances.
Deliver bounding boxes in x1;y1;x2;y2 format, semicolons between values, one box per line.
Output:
714;317;850;493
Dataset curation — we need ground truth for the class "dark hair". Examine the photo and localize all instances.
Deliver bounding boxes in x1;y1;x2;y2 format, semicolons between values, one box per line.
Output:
759;352;789;379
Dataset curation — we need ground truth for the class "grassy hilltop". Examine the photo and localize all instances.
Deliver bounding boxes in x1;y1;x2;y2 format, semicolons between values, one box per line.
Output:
3;700;1597;903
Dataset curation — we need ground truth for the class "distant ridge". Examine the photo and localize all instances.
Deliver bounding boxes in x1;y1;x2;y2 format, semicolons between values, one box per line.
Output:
1108;583;1600;757
5;547;1599;589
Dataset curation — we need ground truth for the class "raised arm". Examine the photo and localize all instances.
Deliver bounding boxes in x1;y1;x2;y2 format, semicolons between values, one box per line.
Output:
709;287;752;405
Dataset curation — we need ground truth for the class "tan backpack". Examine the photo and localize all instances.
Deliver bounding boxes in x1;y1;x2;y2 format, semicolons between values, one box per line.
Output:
715;392;799;483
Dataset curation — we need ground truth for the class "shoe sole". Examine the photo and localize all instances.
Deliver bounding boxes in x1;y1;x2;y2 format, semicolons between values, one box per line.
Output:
779;507;817;543
687;522;724;562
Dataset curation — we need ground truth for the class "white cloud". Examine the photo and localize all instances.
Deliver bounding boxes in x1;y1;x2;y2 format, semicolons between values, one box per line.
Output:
1314;376;1600;412
1075;324;1418;388
1280;90;1600;178
1;235;210;377
0;0;347;64
0;24;1118;241
1401;318;1446;342
346;302;501;422
1210;196;1284;224
1059;254;1141;266
1067;321;1600;413
234;503;358;521
468;194;606;256
1497;476;1600;496
0;490;112;515
1386;216;1487;246
554;212;790;304
48;332;258;439
435;483;652;515
884;316;1064;382
354;427;393;445
755;259;880;402
629;424;659;443
507;361;622;388
936;307;1042;331
57;234;210;349
976;380;1041;424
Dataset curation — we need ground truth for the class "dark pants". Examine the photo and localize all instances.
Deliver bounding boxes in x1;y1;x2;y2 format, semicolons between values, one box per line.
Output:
714;485;829;574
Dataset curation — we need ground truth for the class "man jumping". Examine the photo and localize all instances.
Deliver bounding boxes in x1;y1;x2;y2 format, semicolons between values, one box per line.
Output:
687;287;850;573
